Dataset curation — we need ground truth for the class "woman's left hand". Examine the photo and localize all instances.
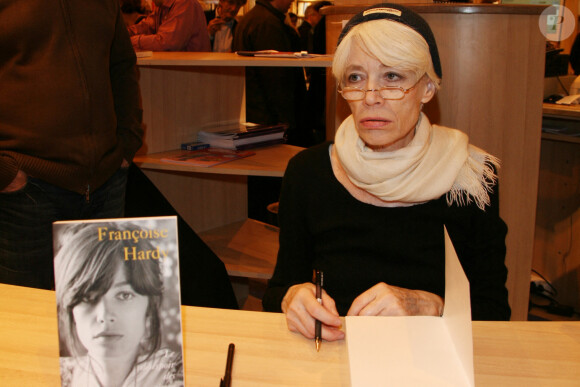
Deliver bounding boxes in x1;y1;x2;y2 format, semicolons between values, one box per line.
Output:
347;282;444;317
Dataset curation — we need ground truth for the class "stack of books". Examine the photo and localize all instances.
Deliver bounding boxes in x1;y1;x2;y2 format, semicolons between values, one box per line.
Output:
161;148;255;168
196;122;287;150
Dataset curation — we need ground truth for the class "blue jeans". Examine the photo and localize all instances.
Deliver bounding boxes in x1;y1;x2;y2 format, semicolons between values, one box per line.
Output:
0;167;128;289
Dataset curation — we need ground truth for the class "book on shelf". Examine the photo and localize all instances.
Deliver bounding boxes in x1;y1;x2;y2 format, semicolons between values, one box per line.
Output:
52;216;185;387
181;141;210;150
196;122;288;150
160;148;255;167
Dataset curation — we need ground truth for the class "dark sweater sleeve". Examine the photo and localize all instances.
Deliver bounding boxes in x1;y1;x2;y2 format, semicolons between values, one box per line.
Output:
0;154;19;192
262;151;316;312
109;5;143;163
446;180;511;321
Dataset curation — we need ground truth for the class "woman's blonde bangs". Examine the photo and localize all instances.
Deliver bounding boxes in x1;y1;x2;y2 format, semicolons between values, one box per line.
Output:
333;19;440;88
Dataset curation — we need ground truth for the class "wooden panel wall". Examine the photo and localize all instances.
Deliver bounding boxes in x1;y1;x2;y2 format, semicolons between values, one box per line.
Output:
137;65;248;232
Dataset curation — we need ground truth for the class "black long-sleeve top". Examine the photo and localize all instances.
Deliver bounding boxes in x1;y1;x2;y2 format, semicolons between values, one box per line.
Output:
262;142;511;321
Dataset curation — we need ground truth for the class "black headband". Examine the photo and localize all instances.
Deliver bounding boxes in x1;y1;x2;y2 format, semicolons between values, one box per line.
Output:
337;3;442;79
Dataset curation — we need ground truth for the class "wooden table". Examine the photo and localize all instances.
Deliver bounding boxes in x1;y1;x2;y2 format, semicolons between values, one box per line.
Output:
1;284;579;386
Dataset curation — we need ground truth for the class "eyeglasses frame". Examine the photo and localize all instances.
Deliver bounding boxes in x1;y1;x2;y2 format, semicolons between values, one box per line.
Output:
337;75;425;101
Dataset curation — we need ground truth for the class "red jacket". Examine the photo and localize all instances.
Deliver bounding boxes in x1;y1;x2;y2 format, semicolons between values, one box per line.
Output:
0;0;143;194
128;0;211;52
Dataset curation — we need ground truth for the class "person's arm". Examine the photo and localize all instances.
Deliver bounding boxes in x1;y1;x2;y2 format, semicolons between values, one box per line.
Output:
347;283;443;316
127;10;156;37
262;154;343;341
282;283;344;341
130;1;200;51
110;6;144;163
446;177;511;321
0;154;20;192
1;169;27;192
207;17;225;38
262;155;313;311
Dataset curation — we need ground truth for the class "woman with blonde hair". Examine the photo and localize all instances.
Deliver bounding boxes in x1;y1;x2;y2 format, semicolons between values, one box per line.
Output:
262;3;510;343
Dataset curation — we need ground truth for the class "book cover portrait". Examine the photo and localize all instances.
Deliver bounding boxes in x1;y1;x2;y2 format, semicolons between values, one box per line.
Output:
53;216;184;387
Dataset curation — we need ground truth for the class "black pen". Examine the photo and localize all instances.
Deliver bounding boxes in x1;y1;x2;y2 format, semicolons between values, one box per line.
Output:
314;269;323;352
220;343;235;387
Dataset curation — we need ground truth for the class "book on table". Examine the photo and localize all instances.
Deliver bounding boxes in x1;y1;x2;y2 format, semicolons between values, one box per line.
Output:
196;122;288;150
160;148;255;167
52;216;185;387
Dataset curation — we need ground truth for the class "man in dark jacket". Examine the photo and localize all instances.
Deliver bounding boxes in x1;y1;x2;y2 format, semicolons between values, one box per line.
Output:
233;0;310;147
298;3;322;53
0;0;143;289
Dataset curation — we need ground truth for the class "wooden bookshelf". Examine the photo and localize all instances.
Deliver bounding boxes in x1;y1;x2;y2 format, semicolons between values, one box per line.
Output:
134;53;328;279
134;144;303;178
136;52;331;157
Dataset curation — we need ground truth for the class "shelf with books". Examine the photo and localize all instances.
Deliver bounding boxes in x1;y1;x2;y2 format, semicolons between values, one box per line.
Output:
542;103;580;144
135;53;320;234
136;54;330;156
134;144;303;178
136;51;332;68
196;122;288;150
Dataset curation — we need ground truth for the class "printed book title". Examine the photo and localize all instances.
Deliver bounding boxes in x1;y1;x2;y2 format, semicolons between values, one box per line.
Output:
97;227;169;260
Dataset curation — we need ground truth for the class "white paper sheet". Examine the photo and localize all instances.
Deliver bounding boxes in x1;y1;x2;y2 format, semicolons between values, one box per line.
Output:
345;228;474;387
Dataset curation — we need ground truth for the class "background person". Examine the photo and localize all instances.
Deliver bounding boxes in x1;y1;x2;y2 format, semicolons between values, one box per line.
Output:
128;0;211;52
298;3;322;53
55;222;183;387
120;0;150;26
302;0;333;144
288;11;298;28
205;0;247;52
232;0;309;224
262;3;511;343
232;0;308;146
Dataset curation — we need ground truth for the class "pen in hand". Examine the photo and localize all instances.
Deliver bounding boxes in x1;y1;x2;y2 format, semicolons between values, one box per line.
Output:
314;269;323;352
220;343;235;387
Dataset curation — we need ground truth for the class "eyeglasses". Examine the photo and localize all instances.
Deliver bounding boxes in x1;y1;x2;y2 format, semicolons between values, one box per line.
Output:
338;77;422;101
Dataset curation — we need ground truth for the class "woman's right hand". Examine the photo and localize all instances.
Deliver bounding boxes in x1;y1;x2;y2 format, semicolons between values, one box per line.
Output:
281;283;345;342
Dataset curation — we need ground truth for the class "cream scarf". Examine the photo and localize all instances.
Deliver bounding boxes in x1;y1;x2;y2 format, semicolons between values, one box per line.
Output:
332;113;499;209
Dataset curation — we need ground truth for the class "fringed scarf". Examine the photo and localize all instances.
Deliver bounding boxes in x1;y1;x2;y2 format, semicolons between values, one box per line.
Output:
332;113;499;209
